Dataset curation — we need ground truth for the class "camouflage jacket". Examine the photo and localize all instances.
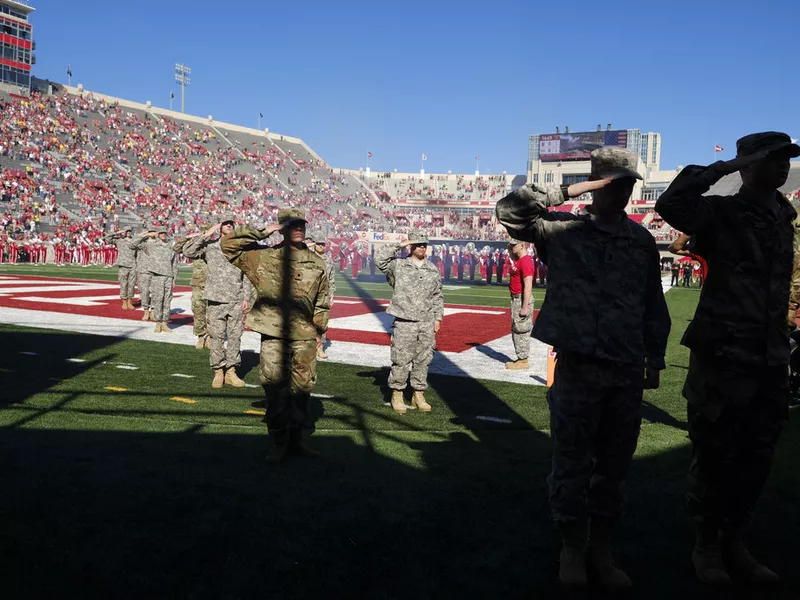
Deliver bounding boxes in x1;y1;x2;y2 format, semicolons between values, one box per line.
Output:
131;234;176;277
322;254;336;301
656;166;796;366
375;243;444;322
496;184;670;369
183;235;252;303
106;233;136;268
791;199;800;315
134;237;154;274
221;226;330;340
174;237;208;287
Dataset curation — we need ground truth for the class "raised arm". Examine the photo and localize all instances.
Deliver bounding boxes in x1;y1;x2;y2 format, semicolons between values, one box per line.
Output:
221;223;282;275
130;232;152;251
495;179;612;244
182;226;216;260
375;242;403;286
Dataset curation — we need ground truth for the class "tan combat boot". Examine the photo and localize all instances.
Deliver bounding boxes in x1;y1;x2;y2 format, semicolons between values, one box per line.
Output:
505;358;529;370
586;517;632;589
558;521;588;587
317;347;328;359
721;530;779;583
160;322;171;333
390;390;407;414
195;336;205;350
141;309;150;321
153;322;162;333
125;299;134;310
120;299;128;310
211;369;225;389
411;390;432;412
224;368;246;388
692;524;732;586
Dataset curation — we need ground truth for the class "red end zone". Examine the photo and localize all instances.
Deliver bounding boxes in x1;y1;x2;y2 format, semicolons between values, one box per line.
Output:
0;274;535;353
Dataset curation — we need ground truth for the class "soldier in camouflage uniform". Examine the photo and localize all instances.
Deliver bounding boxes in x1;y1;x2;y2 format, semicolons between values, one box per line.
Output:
132;229;177;333
222;208;330;464
105;227;136;310
307;230;336;359
375;232;444;415
174;232;209;349
135;229;155;320
496;147;671;589
184;215;253;389
656;132;800;586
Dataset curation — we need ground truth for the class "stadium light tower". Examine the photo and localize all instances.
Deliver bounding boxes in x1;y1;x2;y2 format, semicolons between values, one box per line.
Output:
174;63;191;113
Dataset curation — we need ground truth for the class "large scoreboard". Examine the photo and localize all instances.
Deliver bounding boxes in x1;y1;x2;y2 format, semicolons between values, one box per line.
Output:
539;130;628;162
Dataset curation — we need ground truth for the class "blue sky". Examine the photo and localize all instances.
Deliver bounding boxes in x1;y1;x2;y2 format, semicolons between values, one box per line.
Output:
30;0;799;175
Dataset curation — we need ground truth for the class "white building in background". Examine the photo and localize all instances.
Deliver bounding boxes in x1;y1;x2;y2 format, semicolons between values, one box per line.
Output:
526;127;676;211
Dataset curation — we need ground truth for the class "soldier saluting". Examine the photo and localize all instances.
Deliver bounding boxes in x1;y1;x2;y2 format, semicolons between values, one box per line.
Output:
656;132;800;586
222;209;330;464
496;147;671;590
375;232;444;414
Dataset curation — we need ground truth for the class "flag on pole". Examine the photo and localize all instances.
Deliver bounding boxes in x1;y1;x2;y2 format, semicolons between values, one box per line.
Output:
259;113;263;118
170;92;174;99
368;151;372;158
475;156;480;161
67;65;72;77
422;154;427;161
714;145;723;152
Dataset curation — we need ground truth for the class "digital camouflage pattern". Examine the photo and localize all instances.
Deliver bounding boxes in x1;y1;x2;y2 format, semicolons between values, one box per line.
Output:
547;351;644;522
134;237;154;274
375;243;444;322
206;300;244;369
655;166;796;365
182;236;252;304
149;274;173;322
134;236;155;309
496;184;670;369
106;232;136;268
117;267;136;300
510;294;533;360
388;319;436;391
173;237;208;336
221;225;330;341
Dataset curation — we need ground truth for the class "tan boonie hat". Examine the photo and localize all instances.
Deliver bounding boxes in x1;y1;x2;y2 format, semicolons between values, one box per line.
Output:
590;147;642;181
278;208;307;225
407;231;429;245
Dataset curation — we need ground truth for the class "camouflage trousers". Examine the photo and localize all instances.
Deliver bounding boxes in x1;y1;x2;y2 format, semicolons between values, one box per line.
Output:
207;300;243;370
259;336;318;443
388;318;436;391
683;351;788;529
137;272;152;309
547;351;643;523
192;286;207;337
510;294;533;360
320;298;333;345
118;266;136;299
149;274;173;322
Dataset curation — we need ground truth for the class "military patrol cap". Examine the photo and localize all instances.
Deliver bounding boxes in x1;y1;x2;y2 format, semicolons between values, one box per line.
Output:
278;208;307;225
305;229;325;244
590;147;642;181
736;132;800;160
218;213;235;225
407;231;429;245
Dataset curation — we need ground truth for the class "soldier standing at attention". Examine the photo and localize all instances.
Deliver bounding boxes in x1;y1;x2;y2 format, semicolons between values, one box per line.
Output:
375;232;444;415
105;227;136;310
135;228;155;320
222;209;330;464
132;228;177;333
307;230;336;359
505;239;534;370
656;132;799;586
496;148;671;590
184;215;252;389
174;230;209;350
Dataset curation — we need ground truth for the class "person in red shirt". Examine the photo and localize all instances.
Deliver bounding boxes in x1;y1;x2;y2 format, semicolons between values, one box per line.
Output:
506;239;535;369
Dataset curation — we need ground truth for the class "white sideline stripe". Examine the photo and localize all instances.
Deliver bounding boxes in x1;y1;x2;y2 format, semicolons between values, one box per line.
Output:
116;365;139;370
476;415;513;424
19;351;37;355
0;307;548;386
66;358;86;363
0;284;117;296
171;373;196;378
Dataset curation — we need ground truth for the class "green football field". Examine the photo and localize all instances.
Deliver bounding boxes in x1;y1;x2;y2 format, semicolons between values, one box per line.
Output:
1;265;798;599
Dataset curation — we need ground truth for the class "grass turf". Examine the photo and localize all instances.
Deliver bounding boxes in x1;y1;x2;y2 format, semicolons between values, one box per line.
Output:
1;285;799;599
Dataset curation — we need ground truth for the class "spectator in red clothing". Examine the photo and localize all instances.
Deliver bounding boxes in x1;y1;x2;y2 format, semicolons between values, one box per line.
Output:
506;239;535;370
